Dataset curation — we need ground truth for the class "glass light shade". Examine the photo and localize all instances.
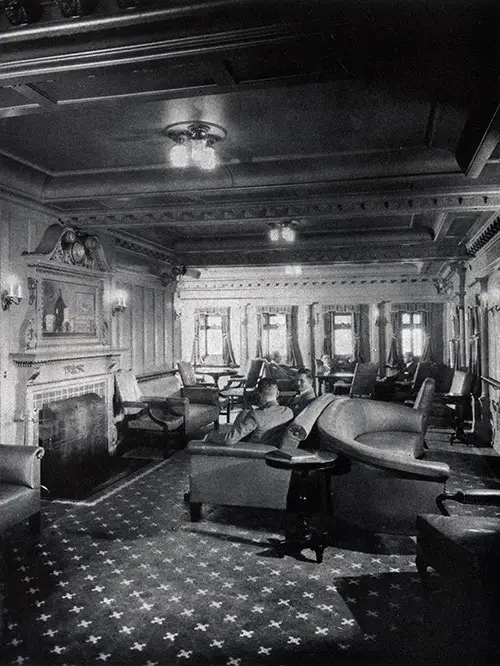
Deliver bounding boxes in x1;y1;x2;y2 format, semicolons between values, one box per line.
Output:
269;227;280;242
170;142;189;167
190;137;207;165
198;144;218;170
114;289;128;308
281;226;296;242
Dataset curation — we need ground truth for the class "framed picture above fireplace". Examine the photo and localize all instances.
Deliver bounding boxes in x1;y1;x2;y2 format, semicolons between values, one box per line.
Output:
42;278;99;337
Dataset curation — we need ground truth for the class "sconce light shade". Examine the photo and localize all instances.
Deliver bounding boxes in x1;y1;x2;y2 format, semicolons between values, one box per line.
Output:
112;289;128;316
2;278;23;311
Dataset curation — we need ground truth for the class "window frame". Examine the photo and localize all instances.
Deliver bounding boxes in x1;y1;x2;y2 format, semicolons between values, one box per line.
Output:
330;312;354;359
400;311;423;358
199;313;223;363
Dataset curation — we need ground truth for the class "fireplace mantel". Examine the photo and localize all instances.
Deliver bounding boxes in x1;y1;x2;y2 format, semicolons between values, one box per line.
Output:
11;348;125;368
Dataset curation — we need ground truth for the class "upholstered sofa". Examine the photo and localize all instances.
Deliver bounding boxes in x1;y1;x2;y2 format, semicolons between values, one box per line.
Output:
186;394;337;521
317;397;450;534
0;444;44;535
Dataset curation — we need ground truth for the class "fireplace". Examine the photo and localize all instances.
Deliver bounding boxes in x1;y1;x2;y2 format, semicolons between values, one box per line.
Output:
39;393;108;499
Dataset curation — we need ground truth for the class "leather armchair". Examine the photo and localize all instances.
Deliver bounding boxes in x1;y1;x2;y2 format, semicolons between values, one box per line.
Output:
0;444;44;535
317;397;450;534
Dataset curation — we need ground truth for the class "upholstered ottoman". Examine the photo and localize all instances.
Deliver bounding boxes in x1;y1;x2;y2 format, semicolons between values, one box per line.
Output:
416;512;500;661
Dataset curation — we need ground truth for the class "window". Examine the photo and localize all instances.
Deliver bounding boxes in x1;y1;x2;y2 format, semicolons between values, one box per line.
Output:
330;313;353;358
262;312;287;358
401;312;423;357
199;314;223;362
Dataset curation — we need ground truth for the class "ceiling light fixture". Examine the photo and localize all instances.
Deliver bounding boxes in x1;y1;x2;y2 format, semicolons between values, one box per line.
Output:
165;121;226;171
267;221;298;243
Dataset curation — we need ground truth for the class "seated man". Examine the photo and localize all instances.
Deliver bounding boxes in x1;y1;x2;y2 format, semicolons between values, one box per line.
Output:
204;377;293;446
289;368;317;415
315;354;332;376
373;352;418;400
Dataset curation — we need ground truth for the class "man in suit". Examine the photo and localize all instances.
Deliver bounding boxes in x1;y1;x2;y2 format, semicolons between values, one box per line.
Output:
205;377;293;446
289;369;317;415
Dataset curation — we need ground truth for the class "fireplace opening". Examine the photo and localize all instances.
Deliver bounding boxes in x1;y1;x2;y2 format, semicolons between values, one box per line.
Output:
39;392;116;500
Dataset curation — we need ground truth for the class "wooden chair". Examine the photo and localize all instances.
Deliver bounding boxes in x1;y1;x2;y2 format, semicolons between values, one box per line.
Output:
220;358;266;411
392;361;432;402
333;362;378;398
177;360;214;386
115;369;185;457
405;377;436;446
432;370;475;444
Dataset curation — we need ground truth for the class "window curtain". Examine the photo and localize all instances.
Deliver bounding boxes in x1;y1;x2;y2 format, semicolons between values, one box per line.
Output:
323;313;332;356
286;306;304;367
352;308;364;362
387;309;403;368
255;312;263;358
220;309;236;366
389;302;443;365
192;306;236;366
420;309;433;362
256;305;303;366
191;312;201;364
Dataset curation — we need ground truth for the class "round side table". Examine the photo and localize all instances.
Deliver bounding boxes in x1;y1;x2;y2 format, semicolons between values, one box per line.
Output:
265;449;343;563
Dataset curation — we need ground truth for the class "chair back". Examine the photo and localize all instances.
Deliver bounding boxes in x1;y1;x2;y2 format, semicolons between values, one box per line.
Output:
449;370;475;396
412;362;432;392
349;362;379;398
177;361;197;386
115;369;142;403
245;358;266;389
413;377;435;414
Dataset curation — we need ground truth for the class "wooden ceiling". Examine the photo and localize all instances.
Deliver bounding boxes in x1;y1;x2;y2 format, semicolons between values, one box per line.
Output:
1;0;499;275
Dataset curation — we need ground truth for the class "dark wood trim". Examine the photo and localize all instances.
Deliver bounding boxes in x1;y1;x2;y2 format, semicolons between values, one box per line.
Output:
137;368;178;384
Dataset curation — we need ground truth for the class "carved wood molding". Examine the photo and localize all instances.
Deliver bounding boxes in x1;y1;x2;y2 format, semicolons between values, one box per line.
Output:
179;275;436;292
61;190;500;227
466;216;500;255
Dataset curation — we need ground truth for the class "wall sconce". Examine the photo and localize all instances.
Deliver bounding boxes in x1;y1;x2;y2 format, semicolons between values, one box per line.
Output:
112;289;128;316
2;279;23;311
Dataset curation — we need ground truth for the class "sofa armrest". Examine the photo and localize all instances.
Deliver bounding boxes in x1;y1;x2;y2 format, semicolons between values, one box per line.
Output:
181;386;219;405
0;444;44;489
187;441;278;459
318;427;449;480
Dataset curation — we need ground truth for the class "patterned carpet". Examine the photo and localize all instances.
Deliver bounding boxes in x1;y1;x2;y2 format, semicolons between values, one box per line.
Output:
1;429;500;666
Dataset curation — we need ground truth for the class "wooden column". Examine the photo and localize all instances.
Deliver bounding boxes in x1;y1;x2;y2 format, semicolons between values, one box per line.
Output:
477;278;492;442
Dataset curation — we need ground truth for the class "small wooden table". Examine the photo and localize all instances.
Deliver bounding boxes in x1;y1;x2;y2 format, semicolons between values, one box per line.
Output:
265;450;343;563
316;372;354;395
194;367;240;386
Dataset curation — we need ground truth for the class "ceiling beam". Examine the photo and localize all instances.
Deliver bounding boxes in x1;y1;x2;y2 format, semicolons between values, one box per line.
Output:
431;212;453;241
456;98;500;178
